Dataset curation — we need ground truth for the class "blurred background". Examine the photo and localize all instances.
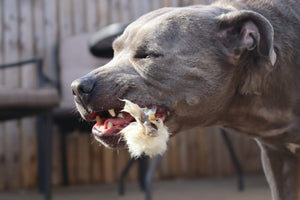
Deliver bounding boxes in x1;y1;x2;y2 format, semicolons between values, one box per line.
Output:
0;0;269;199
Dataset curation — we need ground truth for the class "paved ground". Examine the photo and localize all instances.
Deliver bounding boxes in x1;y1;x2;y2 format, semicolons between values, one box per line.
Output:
0;174;271;200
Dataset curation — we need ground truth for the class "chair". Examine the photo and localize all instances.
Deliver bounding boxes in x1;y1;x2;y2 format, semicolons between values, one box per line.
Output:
53;33;111;185
0;58;60;200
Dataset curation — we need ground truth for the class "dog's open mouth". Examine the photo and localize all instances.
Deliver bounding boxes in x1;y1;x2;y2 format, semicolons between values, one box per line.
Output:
88;105;168;148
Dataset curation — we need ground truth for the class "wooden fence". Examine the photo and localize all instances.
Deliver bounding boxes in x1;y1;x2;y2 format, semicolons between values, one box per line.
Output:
0;0;262;191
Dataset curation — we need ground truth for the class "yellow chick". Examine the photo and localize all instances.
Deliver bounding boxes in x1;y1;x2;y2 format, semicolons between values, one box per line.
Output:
121;100;170;158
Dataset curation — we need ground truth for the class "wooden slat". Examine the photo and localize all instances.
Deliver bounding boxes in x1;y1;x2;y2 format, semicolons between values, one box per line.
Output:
0;0;3;67
195;0;212;5
197;128;209;176
140;0;152;15
159;149;170;178
211;128;221;175
33;0;45;58
115;149;130;182
178;130;188;176
151;0;162;10
58;0;73;38
20;0;36;89
168;134;180;177
126;0;135;21
97;0;109;28
169;0;180;7
91;141;103;183
20;118;38;189
19;0;38;189
72;0;86;34
102;148;115;183
3;0;20;87
0;1;4;190
3;0;21;190
67;131;78;184
163;0;170;7
0;124;5;190
51;130;62;186
164;0;180;7
110;0;120;23
205;127;216;176
181;0;193;6
3;120;21;190
85;0;98;32
77;134;91;184
43;0;58;83
130;0;139;19
186;129;199;177
192;0;200;5
31;0;45;189
186;130;195;177
130;0;144;20
120;0;131;23
211;127;221;176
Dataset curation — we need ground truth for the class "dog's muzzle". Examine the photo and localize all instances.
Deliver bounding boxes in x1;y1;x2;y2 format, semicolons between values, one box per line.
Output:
71;76;170;149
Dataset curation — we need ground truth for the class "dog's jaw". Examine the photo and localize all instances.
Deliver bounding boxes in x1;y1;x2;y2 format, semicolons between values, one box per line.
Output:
84;101;169;149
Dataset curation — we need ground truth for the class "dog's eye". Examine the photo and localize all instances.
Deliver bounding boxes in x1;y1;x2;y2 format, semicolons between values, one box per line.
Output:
135;53;161;59
145;55;153;59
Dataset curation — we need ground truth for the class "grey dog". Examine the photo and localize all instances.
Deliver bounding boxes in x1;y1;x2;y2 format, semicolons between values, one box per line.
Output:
71;0;300;199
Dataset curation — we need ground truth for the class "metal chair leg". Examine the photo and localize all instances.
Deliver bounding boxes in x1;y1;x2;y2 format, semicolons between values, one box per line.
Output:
220;128;244;191
45;115;53;200
119;158;136;195
37;114;53;200
145;155;161;200
138;155;148;191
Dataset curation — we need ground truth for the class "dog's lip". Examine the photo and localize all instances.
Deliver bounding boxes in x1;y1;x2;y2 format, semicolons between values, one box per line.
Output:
89;104;169;148
92;127;126;148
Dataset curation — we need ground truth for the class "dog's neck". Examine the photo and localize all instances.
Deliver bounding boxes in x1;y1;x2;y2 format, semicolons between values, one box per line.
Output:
220;93;295;138
219;62;300;141
219;33;300;142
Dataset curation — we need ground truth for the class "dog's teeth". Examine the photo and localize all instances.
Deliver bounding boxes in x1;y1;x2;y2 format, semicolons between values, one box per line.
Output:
107;122;113;129
117;113;124;118
96;116;102;124
108;109;116;117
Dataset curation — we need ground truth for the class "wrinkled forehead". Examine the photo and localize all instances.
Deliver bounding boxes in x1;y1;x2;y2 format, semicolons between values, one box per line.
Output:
113;5;221;50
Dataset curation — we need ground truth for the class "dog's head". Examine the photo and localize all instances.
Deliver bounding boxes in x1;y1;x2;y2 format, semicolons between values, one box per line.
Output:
71;5;276;148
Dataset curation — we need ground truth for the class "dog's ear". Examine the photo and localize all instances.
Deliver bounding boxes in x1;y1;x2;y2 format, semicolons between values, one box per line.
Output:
217;10;277;95
217;10;276;66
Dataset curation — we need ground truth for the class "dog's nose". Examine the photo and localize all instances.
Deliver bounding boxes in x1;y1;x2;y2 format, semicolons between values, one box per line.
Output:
71;77;96;98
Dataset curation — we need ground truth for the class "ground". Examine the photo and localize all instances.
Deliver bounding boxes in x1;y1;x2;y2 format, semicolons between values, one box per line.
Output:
0;174;270;200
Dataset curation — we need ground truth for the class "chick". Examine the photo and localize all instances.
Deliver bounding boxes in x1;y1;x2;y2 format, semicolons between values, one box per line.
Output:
121;100;170;158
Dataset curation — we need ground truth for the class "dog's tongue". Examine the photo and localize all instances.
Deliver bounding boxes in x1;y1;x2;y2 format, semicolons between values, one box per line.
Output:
95;112;134;132
104;116;133;127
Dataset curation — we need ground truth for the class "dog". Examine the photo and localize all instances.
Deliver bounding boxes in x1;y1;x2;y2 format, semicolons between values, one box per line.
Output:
71;0;300;199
